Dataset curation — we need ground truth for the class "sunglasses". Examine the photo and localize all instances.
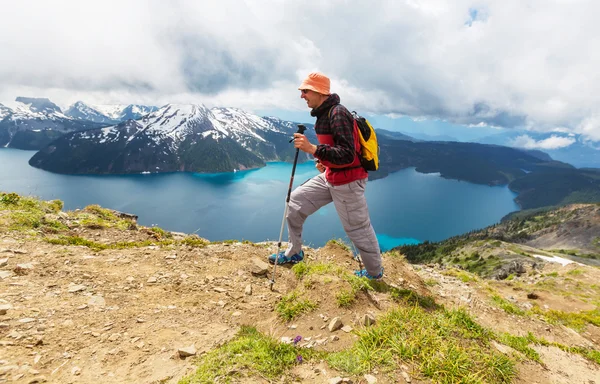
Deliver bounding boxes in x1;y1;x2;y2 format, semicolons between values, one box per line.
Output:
301;89;310;94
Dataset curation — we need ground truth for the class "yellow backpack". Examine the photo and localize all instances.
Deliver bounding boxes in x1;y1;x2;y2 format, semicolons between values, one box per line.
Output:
328;107;380;171
352;111;379;171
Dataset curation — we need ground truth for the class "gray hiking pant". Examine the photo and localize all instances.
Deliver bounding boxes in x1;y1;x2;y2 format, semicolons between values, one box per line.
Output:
285;173;382;276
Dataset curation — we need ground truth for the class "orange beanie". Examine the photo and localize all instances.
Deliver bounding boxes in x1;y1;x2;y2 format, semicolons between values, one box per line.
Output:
298;72;330;95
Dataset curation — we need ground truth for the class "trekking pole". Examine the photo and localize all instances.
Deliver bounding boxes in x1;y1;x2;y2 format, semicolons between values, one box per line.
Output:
350;240;364;272
270;124;307;291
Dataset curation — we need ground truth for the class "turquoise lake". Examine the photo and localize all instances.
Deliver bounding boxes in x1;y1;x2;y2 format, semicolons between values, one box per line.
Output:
0;149;520;251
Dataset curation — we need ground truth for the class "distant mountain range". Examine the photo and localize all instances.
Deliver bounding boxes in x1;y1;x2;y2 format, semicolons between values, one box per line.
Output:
2;96;599;210
0;98;158;150
474;130;600;169
64;102;158;124
29;104;317;174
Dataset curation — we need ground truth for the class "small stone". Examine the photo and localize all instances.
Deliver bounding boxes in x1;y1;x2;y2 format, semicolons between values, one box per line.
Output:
0;303;13;315
251;258;270;276
8;330;22;339
165;254;177;260
364;374;377;383
68;284;86;293
0;257;8;267
245;284;252;295
289;324;297;329
217;301;226;307
401;371;412;383
71;366;81;376
527;292;539;300
361;314;376;326
232;311;242;317
14;263;34;275
62;319;74;327
178;345;197;358
136;318;145;323
108;333;121;342
19;317;36;323
341;325;353;333
213;287;227;293
0;365;19;374
329;377;343;384
330;335;339;342
328;317;343;332
88;295;106;308
0;270;13;279
147;276;157;284
281;336;292;343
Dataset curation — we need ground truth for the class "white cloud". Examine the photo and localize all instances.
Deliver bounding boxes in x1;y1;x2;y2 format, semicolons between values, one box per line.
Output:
1;0;600;142
508;134;576;150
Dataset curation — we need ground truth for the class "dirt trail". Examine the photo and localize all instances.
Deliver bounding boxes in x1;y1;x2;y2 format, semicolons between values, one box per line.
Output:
1;222;599;383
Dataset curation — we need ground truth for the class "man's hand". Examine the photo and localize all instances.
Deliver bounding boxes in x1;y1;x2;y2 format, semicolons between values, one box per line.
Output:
293;133;317;155
315;160;325;173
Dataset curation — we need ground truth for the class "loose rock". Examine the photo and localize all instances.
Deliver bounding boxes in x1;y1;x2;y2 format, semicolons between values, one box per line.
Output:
88;295;106;308
178;345;197;358
361;314;376;326
401;371;412;383
0;303;13;315
251;259;270;276
328;317;343;332
68;284;87;293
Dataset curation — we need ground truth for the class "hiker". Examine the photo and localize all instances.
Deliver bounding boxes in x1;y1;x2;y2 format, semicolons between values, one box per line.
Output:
268;72;384;280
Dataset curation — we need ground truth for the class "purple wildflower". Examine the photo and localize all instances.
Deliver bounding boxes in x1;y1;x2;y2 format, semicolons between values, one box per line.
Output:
296;354;303;364
293;335;302;345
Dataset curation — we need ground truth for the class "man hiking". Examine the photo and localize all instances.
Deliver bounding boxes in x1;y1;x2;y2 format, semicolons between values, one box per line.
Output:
268;71;384;280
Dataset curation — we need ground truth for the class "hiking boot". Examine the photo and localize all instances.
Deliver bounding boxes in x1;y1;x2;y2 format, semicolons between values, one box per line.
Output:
354;267;384;280
268;250;304;265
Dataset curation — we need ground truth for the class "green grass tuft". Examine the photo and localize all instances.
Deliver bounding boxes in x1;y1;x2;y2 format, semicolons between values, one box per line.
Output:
179;326;321;383
327;306;516;383
276;291;318;321
335;289;356;308
496;333;542;362
326;238;351;252
491;295;526;316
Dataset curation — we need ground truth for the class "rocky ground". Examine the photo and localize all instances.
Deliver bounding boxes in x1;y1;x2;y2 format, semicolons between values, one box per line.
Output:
0;198;599;383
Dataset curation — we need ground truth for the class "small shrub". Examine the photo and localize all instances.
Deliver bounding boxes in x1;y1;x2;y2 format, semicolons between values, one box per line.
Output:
1;192;20;205
491;295;525;316
326;238;351;252
276;291;318;321
336;289;355;308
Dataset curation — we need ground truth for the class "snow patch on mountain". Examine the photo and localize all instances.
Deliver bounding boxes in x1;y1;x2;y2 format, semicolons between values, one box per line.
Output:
90;104;128;119
11;100;69;122
0;104;12;120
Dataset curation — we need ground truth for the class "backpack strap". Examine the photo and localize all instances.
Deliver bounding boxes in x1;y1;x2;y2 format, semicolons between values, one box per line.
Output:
326;105;363;173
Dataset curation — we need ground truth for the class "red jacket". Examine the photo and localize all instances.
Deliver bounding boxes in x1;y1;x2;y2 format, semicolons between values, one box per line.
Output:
312;94;368;185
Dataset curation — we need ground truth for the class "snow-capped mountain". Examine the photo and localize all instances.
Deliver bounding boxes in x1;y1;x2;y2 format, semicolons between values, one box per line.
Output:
65;102;158;124
0;103;11;120
118;104;158;121
65;102;121;125
0;97;104;150
29;104;304;174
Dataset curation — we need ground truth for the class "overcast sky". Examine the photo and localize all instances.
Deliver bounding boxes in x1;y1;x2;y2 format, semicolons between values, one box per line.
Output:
1;0;600;142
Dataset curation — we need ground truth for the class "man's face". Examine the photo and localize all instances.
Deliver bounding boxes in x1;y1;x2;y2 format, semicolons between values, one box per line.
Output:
300;89;324;109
